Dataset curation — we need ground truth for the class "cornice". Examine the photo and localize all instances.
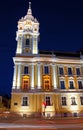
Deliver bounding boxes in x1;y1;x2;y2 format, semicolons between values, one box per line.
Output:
13;56;82;64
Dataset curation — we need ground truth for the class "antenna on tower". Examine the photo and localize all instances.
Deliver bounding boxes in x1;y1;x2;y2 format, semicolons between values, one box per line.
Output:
29;1;31;9
27;1;32;15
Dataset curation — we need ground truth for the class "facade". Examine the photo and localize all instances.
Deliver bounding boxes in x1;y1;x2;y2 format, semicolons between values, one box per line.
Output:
11;2;83;118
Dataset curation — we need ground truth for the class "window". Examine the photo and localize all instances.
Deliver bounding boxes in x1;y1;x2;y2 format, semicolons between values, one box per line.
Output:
24;66;29;74
71;97;77;105
80;97;83;105
76;68;81;76
62;97;67;106
44;66;49;74
59;67;64;75
46;96;51;106
26;39;29;45
68;67;72;75
69;81;74;89
60;81;65;89
22;97;28;106
78;81;83;89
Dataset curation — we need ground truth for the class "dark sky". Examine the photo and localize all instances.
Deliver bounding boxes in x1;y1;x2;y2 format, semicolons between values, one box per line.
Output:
0;0;83;96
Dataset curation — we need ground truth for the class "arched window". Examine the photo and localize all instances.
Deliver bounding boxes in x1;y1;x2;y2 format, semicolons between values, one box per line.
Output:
26;39;29;46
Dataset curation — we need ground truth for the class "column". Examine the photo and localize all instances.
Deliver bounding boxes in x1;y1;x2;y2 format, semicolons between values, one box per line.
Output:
32;36;38;54
12;64;17;89
37;63;41;89
16;36;22;54
17;64;21;89
52;64;57;89
31;63;34;89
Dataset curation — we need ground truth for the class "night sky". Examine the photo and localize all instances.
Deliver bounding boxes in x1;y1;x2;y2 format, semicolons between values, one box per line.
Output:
0;0;83;97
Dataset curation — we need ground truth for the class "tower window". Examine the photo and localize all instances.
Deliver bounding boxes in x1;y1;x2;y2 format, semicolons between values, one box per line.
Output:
76;68;81;76
80;97;83;105
69;81;74;89
26;39;29;45
71;97;77;105
68;67;72;75
24;66;29;74
59;67;64;75
19;27;22;30
61;97;67;106
22;97;28;106
60;81;65;89
44;66;49;74
78;81;83;89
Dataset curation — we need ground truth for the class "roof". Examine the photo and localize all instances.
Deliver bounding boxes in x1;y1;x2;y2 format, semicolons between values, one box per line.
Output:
39;50;82;58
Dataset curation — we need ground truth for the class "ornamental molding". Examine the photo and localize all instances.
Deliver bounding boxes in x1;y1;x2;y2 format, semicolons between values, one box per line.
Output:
13;56;82;64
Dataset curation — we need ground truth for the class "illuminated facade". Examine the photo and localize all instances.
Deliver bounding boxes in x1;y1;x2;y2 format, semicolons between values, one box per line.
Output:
11;2;83;117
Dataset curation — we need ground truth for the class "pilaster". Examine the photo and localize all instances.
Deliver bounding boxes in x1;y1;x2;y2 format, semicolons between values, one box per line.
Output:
16;36;22;54
37;63;41;89
31;63;34;89
32;36;38;54
12;64;18;89
52;64;57;89
17;64;21;89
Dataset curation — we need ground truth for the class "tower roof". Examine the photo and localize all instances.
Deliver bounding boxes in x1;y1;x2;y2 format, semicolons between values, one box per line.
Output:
19;2;38;23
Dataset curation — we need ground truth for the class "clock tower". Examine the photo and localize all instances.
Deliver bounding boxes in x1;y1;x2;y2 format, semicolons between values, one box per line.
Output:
16;2;39;55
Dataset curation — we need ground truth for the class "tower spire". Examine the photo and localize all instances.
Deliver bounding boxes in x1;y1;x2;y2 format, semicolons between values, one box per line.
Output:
29;2;31;9
27;1;32;15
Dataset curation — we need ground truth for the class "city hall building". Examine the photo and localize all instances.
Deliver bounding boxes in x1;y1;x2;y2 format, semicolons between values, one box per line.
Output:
11;2;83;118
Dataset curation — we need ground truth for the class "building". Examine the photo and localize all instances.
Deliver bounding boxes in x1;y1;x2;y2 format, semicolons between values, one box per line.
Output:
11;2;83;118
